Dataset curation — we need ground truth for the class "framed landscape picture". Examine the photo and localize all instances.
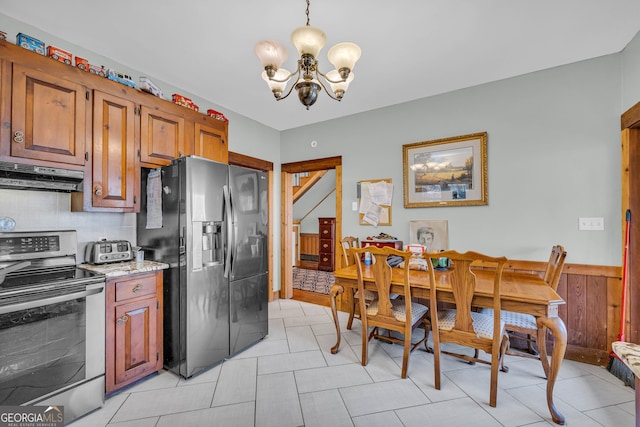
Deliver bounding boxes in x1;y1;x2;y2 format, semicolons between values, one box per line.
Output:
403;132;488;208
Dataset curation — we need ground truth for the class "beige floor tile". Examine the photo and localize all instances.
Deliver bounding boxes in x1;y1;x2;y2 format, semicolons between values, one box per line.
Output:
315;333;360;366
299;389;353;427
295;363;372;394
339;379;430;417
258;349;327;375
552;375;634;411
256;371;303;427
156;402;255;427
286;325;320;352
395;397;502;427
584;405;636;427
110;383;215;423
283;313;333;327
352;411;404;427
212;358;257;407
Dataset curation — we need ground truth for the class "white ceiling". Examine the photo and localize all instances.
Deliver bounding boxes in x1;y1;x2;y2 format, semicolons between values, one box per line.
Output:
2;0;640;131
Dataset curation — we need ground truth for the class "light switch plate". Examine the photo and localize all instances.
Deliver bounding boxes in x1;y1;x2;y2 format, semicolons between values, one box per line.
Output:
352;201;358;211
579;217;604;231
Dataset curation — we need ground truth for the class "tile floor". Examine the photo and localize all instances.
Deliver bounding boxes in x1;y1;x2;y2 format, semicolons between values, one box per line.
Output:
72;299;636;427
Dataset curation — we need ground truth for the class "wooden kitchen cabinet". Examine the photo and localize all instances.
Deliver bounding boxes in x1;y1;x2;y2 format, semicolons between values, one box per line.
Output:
194;115;228;164
318;217;336;272
139;104;228;167
0;41;229;204
139;105;189;167
75;90;139;212
8;63;89;167
105;271;163;394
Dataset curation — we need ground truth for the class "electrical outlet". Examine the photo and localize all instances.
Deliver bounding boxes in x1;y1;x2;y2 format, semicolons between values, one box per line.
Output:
579;217;604;231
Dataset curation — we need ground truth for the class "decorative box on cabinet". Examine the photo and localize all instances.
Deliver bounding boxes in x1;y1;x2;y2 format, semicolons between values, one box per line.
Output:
105;271;163;394
318;217;336;272
361;240;404;250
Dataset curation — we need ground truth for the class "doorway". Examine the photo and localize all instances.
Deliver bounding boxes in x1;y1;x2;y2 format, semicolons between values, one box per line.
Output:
280;156;343;300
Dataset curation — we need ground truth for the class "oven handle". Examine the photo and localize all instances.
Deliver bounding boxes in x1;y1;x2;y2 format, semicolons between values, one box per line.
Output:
0;282;105;315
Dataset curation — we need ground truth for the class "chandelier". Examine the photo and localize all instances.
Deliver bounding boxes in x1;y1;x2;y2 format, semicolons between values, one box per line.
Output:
254;0;361;109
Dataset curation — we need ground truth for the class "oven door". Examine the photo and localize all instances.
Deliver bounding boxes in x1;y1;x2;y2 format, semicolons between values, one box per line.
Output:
0;281;105;422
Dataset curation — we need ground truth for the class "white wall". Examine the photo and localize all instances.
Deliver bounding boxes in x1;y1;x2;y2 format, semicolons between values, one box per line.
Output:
623;30;640;112
281;54;623;266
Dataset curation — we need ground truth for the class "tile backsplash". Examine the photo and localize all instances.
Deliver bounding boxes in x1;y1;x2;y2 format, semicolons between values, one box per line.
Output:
0;189;137;263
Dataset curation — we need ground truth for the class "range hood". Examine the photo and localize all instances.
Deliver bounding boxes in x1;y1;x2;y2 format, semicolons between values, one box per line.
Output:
0;161;84;192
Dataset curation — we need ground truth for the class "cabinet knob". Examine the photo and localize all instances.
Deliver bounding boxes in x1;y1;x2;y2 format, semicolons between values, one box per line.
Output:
13;130;24;143
94;185;103;196
132;284;143;293
116;315;128;325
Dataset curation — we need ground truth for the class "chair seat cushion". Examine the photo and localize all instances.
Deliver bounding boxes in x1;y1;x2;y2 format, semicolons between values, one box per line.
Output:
367;298;428;325
354;289;378;301
438;309;505;339
354;290;398;301
481;308;537;330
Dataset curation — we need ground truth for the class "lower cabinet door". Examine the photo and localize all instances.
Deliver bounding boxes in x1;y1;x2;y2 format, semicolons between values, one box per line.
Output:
114;297;158;386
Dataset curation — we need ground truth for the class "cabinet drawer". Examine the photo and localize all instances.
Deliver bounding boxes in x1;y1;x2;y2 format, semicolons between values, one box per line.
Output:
319;225;334;239
319;239;333;253
319;218;335;226
115;274;157;302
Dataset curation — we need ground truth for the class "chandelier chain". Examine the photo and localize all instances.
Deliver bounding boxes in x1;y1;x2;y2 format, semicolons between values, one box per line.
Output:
305;0;310;26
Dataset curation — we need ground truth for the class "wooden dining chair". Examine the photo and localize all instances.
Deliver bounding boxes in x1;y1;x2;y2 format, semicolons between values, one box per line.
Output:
483;245;566;374
341;236;376;330
425;250;509;407
351;246;429;378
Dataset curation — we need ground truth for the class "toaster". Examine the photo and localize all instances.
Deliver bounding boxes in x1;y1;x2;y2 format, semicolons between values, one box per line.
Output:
85;239;133;264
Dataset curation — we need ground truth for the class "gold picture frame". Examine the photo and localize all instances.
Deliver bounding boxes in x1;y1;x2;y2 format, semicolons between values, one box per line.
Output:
403;132;488;208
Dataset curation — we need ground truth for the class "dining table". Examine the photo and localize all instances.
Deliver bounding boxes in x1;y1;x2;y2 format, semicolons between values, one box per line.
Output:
330;264;568;425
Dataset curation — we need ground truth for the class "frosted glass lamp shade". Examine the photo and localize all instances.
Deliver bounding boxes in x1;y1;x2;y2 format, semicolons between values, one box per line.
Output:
255;40;288;69
290;25;326;57
327;42;361;72
261;69;290;93
326;70;354;95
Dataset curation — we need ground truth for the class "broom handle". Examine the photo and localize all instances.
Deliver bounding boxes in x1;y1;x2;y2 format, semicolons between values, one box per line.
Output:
619;209;631;341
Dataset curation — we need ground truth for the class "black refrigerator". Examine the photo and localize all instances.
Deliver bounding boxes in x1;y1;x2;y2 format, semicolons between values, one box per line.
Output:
137;156;268;378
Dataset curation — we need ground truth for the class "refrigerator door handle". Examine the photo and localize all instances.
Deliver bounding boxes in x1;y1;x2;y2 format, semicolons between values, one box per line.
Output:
223;184;233;279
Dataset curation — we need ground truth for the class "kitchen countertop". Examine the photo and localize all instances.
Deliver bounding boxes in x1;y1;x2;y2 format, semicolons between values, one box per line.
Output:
79;260;169;278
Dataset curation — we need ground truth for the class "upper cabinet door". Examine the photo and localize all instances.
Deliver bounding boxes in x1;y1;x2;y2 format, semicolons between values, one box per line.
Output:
139;106;187;167
92;90;138;211
11;64;88;166
194;118;228;164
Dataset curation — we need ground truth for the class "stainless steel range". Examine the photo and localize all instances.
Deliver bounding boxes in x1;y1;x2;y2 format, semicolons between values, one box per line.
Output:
0;230;106;424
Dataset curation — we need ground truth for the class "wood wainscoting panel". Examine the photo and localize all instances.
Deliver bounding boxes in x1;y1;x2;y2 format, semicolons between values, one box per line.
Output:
300;233;319;257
